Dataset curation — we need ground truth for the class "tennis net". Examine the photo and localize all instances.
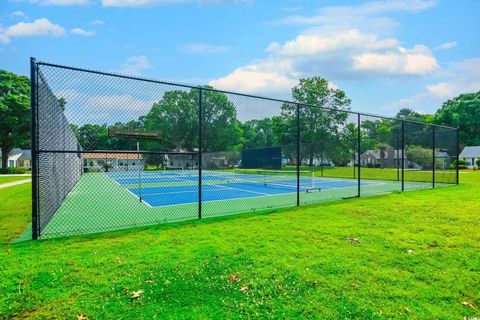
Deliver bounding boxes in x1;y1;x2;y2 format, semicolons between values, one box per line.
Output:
228;169;318;191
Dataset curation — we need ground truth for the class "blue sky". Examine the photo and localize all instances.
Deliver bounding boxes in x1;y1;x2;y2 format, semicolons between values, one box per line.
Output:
1;0;479;116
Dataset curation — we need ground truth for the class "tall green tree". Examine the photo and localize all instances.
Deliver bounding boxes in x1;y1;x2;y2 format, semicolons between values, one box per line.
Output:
0;70;30;170
434;91;480;145
241;118;274;149
142;87;242;153
275;77;351;166
142;90;198;151
197;87;243;152
395;108;432;122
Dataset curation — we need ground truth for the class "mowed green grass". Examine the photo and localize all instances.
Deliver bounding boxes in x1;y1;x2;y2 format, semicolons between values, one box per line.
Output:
0;172;479;319
0;183;31;245
0;176;31;185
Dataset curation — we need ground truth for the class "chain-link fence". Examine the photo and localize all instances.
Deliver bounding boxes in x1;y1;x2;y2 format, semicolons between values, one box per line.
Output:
30;58;459;239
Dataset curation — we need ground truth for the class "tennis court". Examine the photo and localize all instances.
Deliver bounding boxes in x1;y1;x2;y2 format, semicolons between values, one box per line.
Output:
107;169;376;207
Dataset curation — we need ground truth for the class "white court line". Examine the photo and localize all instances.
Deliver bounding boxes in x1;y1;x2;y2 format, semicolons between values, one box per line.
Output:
104;172;153;208
134;183;270;197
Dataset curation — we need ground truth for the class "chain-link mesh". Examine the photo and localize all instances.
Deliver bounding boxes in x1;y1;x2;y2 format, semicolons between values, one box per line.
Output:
359;115;403;195
31;60;459;239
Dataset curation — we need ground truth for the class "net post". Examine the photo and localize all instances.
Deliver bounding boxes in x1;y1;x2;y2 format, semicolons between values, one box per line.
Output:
432;125;436;188
357;113;361;197
198;87;203;219
30;57;39;240
296;104;300;206
456;128;459;185
401;120;405;191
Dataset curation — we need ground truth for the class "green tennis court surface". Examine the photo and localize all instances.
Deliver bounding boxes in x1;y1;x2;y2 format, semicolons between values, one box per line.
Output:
38;169;445;238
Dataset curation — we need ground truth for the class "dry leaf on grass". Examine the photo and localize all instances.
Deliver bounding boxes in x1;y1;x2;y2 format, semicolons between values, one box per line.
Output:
130;289;144;300
76;314;88;320
461;301;476;309
345;237;360;244
240;285;249;292
228;274;240;283
67;261;75;266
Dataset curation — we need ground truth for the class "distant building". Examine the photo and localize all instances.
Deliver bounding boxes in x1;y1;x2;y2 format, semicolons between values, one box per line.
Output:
360;149;406;168
360;148;450;169
0;148;32;169
83;152;144;172
459;146;480;169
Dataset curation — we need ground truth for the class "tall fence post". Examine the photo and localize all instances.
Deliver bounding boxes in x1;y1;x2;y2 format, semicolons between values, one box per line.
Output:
432;126;436;188
198;87;203;219
30;57;39;240
296;104;300;206
357;113;361;197
456;128;460;185
401;120;405;191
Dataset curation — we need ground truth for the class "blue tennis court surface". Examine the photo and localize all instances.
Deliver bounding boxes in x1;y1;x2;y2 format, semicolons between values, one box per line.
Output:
107;170;378;207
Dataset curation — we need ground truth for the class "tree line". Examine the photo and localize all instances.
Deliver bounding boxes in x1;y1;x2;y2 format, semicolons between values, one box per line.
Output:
1;68;479;170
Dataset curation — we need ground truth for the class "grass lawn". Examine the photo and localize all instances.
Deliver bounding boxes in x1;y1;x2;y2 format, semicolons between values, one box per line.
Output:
0;172;479;319
0;176;31;185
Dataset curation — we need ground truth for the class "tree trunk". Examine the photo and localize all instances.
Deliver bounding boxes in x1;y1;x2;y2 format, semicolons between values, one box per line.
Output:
309;151;314;166
1;141;9;171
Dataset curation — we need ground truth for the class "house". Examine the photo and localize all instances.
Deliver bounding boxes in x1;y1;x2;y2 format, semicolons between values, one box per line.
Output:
83;152;144;172
164;153;199;169
360;149;406;168
459;146;480;169
0;148;32;169
360;148;450;169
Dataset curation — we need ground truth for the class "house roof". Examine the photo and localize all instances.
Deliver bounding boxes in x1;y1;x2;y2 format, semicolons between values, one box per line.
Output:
83;152;143;160
362;149;404;160
18;150;31;160
460;146;480;158
2;148;32;160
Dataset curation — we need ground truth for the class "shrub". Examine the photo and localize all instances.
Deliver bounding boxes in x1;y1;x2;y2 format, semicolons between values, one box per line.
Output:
1;167;28;174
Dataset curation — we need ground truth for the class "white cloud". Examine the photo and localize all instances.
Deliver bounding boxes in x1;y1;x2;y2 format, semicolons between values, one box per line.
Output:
71;28;96;37
353;45;438;75
91;20;106;25
210;0;440;96
118;55;153;75
210;29;438;95
383;58;480;113
0;18;65;44
30;0;89;5
10;11;28;19
209;59;298;95
435;41;457;50
101;0;247;7
281;7;302;12
279;0;436;26
178;43;231;54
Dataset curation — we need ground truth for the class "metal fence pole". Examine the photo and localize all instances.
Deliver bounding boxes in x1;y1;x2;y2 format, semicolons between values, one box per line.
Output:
296;104;300;206
432;126;436;188
198;88;203;219
30;57;39;240
397;135;400;181
456;128;460;185
357;113;361;197
401;120;405;191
